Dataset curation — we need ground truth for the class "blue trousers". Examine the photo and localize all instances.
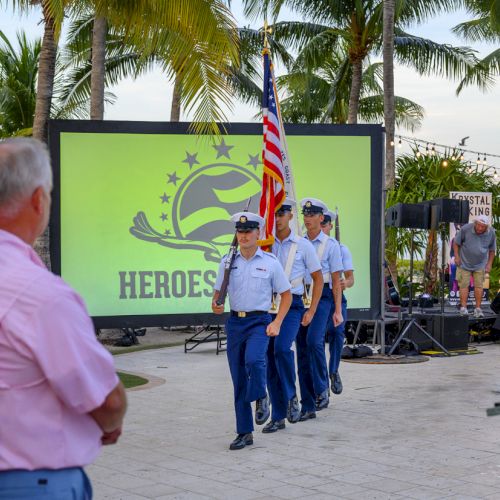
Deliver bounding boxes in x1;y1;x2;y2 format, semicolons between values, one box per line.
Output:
268;294;304;421
226;314;271;434
0;467;92;499
327;294;348;376
296;284;332;412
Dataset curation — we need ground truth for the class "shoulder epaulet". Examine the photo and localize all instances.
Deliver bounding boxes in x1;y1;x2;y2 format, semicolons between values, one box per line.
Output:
263;251;277;260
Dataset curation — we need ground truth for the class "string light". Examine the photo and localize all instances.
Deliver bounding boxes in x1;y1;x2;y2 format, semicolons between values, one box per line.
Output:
390;139;395;147
398;137;402;148
395;134;500;178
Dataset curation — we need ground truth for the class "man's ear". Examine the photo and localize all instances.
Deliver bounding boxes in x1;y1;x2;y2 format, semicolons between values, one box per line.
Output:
31;187;45;215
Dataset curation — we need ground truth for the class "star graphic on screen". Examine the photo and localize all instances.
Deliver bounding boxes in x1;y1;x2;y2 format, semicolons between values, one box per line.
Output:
164;229;171;236
213;138;234;159
160;213;168;221
160;193;171;204
182;152;200;169
247;153;260;170
167;172;181;186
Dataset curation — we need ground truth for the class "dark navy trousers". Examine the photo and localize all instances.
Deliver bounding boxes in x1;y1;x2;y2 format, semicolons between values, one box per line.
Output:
268;294;304;421
296;284;332;412
226;314;271;434
327;294;348;376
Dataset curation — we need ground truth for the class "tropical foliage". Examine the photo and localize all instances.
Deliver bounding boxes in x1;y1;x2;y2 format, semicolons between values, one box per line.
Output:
387;151;500;294
453;0;500;93
278;56;424;128
244;0;477;124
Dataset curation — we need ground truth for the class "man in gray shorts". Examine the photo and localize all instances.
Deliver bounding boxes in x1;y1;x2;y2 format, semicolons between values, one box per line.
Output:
453;215;496;317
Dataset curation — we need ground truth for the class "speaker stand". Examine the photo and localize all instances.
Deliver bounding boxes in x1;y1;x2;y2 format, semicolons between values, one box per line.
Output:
388;230;450;356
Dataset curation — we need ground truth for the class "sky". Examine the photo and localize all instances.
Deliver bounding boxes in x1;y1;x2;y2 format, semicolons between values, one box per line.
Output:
1;2;499;172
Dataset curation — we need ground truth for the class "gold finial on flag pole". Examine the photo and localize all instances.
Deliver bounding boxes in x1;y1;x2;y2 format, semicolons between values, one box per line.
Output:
263;19;273;51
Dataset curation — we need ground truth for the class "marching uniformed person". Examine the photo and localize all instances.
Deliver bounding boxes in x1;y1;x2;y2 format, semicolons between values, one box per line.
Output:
264;199;323;433
321;210;355;395
212;212;292;450
297;199;343;420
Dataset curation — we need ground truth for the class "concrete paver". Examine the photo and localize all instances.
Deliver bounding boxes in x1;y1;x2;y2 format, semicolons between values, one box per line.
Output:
88;343;500;499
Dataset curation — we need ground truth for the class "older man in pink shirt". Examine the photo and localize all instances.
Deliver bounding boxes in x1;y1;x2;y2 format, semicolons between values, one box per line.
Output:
0;138;127;499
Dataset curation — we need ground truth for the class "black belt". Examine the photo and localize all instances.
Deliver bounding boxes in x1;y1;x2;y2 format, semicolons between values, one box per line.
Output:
230;310;267;318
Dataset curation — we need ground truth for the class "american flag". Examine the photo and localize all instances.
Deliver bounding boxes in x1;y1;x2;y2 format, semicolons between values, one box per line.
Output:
259;49;287;248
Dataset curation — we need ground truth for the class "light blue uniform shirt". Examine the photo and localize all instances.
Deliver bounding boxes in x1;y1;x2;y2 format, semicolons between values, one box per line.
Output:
340;243;354;272
214;248;291;312
272;231;321;295
304;231;343;285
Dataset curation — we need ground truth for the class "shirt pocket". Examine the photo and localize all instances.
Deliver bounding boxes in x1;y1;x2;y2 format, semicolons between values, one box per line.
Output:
250;267;271;294
228;267;242;294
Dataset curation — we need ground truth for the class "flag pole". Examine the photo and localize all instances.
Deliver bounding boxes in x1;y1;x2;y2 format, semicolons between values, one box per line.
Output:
263;21;301;236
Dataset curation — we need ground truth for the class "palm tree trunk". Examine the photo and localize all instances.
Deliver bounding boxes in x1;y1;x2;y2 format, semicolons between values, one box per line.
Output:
383;0;396;189
90;16;107;120
347;59;362;124
170;73;182;121
32;0;57;143
32;0;58;269
424;230;439;294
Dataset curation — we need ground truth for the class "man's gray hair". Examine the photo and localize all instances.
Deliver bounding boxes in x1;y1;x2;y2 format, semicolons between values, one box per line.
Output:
0;138;53;216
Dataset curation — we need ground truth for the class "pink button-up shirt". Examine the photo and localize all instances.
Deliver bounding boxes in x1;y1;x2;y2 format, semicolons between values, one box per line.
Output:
0;229;119;471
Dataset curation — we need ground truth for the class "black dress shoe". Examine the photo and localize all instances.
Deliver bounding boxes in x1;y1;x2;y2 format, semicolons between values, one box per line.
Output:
299;410;316;421
287;395;300;424
262;419;285;433
330;372;343;395
315;389;329;411
255;394;270;425
229;433;253;450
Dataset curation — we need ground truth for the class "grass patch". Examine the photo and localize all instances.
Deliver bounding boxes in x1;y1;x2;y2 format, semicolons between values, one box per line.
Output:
118;371;149;389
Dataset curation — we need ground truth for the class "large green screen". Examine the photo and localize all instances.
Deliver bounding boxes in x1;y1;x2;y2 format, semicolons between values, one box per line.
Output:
50;121;382;326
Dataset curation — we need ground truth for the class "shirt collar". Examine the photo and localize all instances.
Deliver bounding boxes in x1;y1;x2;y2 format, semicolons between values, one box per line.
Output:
306;230;327;243
237;247;264;260
0;229;45;268
275;231;299;245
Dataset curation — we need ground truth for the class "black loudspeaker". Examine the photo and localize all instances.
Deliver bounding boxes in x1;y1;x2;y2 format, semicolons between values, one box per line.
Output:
409;313;469;351
490;292;500;315
385;203;430;229
493;316;500;332
429;198;470;224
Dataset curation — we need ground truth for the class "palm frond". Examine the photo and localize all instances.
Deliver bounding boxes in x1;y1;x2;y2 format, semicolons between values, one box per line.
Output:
394;30;478;80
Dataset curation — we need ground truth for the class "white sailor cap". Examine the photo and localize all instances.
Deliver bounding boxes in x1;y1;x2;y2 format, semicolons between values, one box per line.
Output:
322;210;336;224
231;211;265;231
300;198;328;214
276;198;296;214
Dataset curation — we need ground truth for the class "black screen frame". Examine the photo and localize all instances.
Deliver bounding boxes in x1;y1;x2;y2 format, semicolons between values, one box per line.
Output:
48;120;384;328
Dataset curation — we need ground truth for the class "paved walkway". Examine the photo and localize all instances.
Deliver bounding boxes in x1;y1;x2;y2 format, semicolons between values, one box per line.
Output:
89;342;500;499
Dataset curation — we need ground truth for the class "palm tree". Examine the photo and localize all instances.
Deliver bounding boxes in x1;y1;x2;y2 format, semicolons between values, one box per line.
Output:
277;54;424;128
383;0;396;189
244;0;477;124
453;0;500;94
5;0;67;143
82;0;239;131
0;31;39;137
